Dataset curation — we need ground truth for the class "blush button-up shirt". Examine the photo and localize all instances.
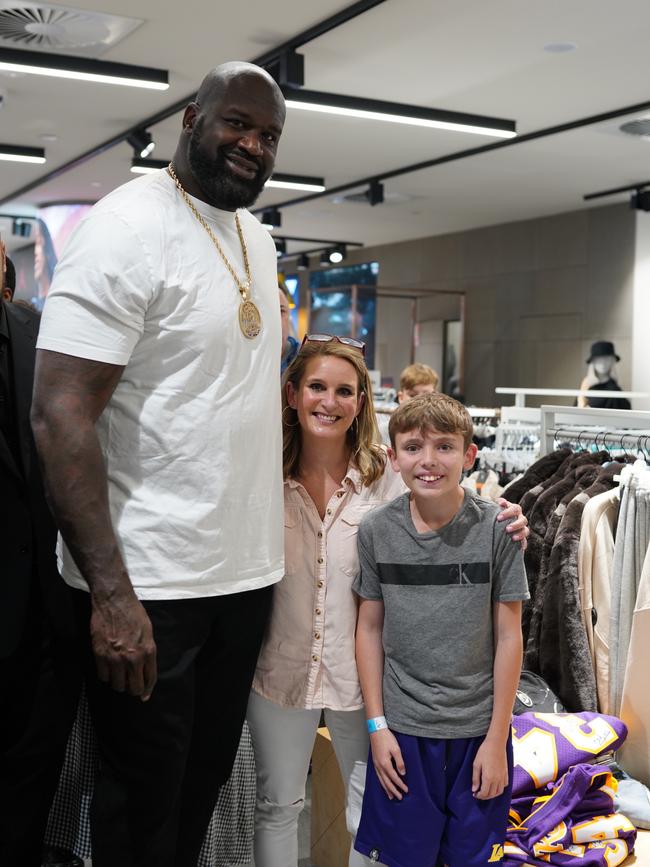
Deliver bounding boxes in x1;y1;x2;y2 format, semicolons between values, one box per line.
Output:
253;461;405;711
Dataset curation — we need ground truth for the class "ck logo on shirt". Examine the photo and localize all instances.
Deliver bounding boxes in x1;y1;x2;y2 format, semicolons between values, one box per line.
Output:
487;843;504;862
378;562;490;586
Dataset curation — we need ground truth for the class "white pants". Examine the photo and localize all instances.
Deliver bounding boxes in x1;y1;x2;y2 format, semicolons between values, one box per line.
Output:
247;690;372;867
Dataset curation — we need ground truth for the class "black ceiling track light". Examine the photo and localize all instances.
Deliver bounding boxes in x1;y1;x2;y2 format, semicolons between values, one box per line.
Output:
583;179;650;212
631;189;650;212
272;235;362;263
367;179;384;206
261;208;282;229
127;129;155;159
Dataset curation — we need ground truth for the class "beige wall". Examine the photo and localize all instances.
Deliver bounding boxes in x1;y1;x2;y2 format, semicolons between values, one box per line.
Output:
340;202;636;406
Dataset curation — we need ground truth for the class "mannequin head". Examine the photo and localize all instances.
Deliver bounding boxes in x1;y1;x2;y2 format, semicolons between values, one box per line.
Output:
586;341;621;383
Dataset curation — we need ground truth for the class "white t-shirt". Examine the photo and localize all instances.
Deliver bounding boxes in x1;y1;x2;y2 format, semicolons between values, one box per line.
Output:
37;169;284;600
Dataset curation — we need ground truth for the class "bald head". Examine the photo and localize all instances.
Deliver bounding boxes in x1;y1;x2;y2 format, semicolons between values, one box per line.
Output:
172;60;286;210
196;61;284;113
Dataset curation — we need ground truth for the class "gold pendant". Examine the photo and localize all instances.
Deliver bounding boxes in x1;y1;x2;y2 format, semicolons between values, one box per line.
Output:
239;299;262;339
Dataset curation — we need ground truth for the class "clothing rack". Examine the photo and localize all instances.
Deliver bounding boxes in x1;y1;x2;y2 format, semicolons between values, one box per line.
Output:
540;405;650;456
496;387;648;408
500;406;541;425
467;407;500;419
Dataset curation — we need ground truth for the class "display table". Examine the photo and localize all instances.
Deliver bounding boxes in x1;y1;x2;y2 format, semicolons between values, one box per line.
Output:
311;726;650;866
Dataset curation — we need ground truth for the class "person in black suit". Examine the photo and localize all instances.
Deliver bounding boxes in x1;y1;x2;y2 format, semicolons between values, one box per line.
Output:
0;254;82;866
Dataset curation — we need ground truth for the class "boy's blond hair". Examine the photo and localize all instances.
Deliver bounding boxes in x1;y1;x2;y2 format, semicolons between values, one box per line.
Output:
399;362;439;393
388;392;474;450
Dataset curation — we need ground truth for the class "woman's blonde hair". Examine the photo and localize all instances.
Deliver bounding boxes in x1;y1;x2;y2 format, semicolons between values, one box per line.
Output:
282;340;386;486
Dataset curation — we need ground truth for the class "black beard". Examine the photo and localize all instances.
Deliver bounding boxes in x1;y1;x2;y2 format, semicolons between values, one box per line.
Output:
188;123;267;210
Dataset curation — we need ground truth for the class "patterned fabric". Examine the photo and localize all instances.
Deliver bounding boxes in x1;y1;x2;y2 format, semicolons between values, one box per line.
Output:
44;692;255;866
512;712;627;796
505;766;636;866
505;712;636;866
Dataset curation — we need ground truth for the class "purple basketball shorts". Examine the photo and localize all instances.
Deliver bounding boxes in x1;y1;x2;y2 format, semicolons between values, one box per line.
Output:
354;731;513;867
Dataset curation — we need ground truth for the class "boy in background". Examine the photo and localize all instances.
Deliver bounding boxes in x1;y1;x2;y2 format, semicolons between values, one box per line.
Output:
396;362;439;403
354;393;528;867
377;362;440;446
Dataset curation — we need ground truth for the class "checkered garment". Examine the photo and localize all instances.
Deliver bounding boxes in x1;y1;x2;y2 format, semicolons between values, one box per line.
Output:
44;690;256;866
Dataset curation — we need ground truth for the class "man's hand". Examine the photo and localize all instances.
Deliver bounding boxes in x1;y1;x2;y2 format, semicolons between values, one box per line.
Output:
90;594;157;701
496;498;529;551
369;729;408;800
472;737;508;800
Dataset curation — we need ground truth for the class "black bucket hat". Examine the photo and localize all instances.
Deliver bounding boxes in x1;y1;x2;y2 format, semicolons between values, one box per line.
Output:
586;341;620;363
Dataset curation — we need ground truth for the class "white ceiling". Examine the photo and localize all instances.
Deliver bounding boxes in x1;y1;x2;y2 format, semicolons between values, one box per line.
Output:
2;0;650;257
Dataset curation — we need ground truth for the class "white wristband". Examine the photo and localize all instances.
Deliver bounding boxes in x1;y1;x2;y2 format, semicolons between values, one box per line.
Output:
367;716;388;734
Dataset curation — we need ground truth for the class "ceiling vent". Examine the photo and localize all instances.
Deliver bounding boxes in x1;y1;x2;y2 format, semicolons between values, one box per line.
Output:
0;1;142;56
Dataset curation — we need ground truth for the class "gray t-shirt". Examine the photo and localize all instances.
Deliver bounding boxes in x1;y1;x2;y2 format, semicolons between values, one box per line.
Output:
353;489;529;739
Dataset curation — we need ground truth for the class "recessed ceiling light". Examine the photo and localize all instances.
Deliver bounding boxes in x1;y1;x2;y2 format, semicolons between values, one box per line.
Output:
543;42;577;53
90;181;102;188
41;134;58;143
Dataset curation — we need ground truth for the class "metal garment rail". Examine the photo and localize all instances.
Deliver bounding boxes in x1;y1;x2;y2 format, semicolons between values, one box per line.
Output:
540;405;650;456
496;387;648;408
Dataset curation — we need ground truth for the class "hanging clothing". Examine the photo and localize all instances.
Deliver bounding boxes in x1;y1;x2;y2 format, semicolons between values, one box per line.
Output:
578;487;620;714
525;463;621;711
609;471;650;716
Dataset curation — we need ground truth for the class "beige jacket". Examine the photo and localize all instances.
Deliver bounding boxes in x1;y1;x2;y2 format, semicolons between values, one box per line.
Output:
578;487;619;714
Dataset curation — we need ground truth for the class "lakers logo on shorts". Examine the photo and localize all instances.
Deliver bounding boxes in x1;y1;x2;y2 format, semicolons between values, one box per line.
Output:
487;843;504;862
369;848;381;862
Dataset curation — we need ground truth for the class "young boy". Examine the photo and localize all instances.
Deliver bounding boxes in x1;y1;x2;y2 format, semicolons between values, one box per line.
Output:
353;393;528;867
377;363;440;446
397;362;439;404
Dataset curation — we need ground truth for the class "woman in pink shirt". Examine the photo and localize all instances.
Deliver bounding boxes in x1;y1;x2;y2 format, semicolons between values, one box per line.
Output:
247;335;528;867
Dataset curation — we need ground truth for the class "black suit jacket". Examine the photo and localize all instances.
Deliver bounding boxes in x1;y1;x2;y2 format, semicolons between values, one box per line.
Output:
0;301;73;658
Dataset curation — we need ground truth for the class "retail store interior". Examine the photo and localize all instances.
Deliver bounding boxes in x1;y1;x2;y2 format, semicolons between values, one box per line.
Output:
2;1;650;865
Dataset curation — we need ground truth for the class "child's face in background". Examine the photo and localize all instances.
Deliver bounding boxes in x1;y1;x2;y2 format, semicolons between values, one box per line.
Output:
389;426;477;500
397;382;436;404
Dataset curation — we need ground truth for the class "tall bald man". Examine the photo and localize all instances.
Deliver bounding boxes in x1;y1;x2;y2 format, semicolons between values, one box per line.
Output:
31;63;286;867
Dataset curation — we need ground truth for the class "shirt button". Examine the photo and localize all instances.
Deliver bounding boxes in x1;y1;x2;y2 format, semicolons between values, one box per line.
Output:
337;491;343;498
317;581;324;588
315;608;321;615
326;508;332;515
317;557;324;564
314;632;321;639
312;654;318;662
317;531;323;538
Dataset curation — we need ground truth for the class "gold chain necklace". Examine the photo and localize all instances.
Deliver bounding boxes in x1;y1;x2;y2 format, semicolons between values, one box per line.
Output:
167;162;262;339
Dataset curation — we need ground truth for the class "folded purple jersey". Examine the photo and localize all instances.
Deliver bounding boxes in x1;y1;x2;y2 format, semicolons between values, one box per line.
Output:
505;765;636;866
512;712;628;796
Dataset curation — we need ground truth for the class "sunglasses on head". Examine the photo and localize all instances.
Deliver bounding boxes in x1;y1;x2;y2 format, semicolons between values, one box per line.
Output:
299;333;366;357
